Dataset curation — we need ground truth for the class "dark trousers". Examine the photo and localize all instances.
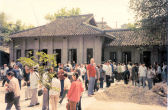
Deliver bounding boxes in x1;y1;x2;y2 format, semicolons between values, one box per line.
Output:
2;76;9;86
59;90;68;104
82;75;85;81
18;79;21;89
60;80;64;97
94;79;99;92
147;78;153;90
106;75;111;87
85;80;89;90
99;78;104;88
76;96;82;110
6;96;21;110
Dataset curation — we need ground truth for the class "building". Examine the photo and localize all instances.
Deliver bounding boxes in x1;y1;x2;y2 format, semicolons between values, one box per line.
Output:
9;14;167;65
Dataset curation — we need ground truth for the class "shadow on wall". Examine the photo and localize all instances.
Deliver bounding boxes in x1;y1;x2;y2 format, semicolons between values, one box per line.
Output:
0;50;9;67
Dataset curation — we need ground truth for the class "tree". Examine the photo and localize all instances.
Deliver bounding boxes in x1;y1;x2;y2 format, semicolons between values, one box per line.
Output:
45;8;81;21
18;51;58;110
0;12;34;43
129;0;168;45
121;23;137;29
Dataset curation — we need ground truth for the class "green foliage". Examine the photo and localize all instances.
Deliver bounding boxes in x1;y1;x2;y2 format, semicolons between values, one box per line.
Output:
45;7;81;21
129;0;168;45
121;23;137;29
18;52;57;90
0;12;34;43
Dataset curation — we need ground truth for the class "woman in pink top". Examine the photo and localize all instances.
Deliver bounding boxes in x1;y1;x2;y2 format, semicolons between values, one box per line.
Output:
67;73;84;110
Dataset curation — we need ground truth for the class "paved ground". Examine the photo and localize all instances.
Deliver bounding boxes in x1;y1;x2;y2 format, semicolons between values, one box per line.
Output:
0;81;166;110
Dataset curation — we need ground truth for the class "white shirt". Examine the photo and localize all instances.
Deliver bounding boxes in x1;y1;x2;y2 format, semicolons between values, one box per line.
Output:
50;78;61;96
121;65;126;72
3;67;9;76
138;66;147;77
157;66;161;74
80;67;86;76
104;65;112;76
64;78;71;90
30;72;39;89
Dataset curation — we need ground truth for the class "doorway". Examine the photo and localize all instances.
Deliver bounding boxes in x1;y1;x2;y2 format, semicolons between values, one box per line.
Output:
87;48;93;64
68;49;77;64
122;52;131;64
53;49;61;64
143;51;151;67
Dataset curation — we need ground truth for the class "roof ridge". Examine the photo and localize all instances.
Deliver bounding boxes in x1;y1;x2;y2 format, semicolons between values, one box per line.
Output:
56;14;93;19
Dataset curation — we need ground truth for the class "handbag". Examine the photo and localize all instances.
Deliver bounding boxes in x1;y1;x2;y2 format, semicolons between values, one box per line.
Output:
38;89;43;96
5;91;15;103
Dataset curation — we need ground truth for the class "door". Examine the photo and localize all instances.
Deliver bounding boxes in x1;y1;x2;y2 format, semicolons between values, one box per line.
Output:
87;48;93;64
143;51;151;67
53;49;61;64
68;49;77;64
122;52;131;64
110;52;117;62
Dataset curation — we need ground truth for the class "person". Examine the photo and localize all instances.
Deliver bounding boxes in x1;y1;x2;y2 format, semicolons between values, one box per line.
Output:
87;58;96;96
5;71;21;110
104;61;112;87
147;66;155;90
94;63;100;92
58;67;65;97
2;64;9;87
59;73;71;104
28;67;39;107
49;74;61;110
131;63;139;86
80;64;86;82
23;65;31;100
99;65;105;88
162;63;167;82
13;65;23;89
67;73;84;110
138;63;147;88
42;67;53;110
156;64;162;82
84;65;89;90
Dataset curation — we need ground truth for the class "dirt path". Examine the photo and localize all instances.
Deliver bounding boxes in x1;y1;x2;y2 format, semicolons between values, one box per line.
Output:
85;101;166;110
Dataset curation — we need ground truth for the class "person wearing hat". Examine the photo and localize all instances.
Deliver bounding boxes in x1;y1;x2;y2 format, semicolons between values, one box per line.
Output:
5;71;21;110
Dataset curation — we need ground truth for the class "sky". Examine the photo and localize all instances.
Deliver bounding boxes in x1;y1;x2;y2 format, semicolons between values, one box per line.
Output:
0;0;135;28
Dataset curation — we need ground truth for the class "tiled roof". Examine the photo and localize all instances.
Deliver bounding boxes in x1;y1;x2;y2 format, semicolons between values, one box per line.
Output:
105;29;163;46
10;14;103;38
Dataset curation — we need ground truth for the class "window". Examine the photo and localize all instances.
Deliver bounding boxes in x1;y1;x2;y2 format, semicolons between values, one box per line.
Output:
25;49;34;59
68;49;77;64
110;52;117;62
53;49;61;64
87;48;93;64
122;52;131;64
16;49;21;59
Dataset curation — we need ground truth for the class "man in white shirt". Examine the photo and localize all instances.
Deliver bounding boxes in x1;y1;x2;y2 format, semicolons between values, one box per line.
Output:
28;67;39;107
59;73;71;104
80;64;86;82
104;61;112;88
138;63;147;88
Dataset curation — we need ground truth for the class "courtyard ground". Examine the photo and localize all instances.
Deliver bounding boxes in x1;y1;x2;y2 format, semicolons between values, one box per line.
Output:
0;81;166;110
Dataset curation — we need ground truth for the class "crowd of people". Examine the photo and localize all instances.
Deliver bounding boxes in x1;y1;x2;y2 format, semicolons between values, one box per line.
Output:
0;58;167;110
